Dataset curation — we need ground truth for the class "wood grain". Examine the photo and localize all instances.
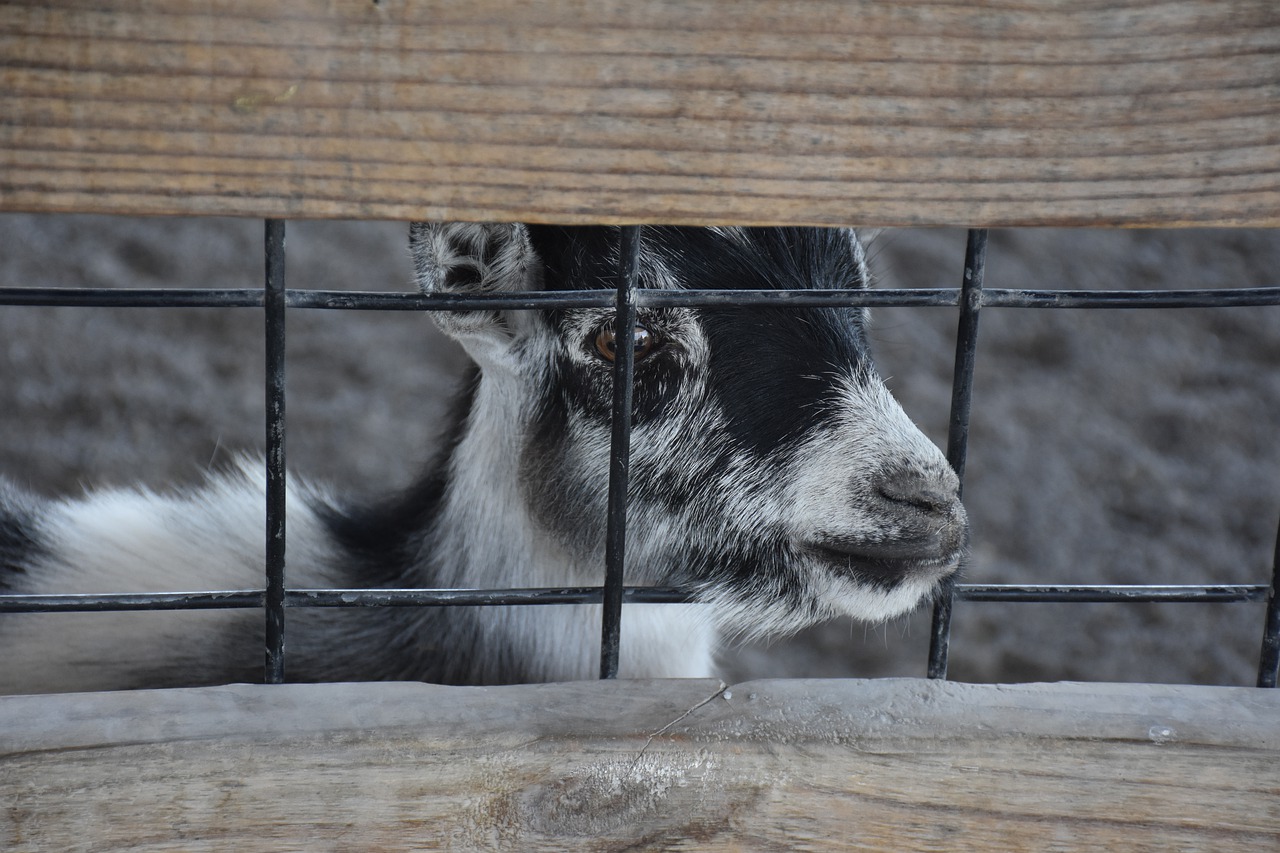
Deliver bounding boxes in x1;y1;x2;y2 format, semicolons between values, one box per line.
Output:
1;0;1277;226
1;679;1277;851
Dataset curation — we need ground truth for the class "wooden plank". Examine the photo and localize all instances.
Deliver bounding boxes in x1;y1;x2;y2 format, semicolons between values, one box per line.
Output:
1;1;1277;226
1;679;1277;850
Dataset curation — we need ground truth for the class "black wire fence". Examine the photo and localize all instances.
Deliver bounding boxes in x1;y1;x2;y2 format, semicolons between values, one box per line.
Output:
1;223;1278;688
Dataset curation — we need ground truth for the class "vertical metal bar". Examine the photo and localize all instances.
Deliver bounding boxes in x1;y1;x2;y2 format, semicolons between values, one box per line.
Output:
927;228;988;680
264;219;287;684
599;225;641;679
1257;515;1280;687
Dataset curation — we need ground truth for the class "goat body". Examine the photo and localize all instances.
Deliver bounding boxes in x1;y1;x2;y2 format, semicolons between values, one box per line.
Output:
0;225;968;693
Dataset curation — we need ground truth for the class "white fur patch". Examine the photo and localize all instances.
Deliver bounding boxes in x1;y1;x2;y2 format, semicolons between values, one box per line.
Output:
0;460;343;694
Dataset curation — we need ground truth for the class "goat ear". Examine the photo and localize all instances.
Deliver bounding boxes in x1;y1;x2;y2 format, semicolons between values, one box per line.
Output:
408;222;539;346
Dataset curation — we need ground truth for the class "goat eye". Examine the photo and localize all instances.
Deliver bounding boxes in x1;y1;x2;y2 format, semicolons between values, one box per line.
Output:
594;323;658;363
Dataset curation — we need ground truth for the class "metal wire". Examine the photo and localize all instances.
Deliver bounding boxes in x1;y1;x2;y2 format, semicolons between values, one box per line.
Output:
3;221;1278;688
1259;518;1280;688
599;226;641;679
3;583;1268;613
955;584;1270;603
927;229;987;680
5;286;1278;311
264;220;288;685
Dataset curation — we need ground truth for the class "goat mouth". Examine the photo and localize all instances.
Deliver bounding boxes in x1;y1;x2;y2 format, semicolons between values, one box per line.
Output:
804;537;961;589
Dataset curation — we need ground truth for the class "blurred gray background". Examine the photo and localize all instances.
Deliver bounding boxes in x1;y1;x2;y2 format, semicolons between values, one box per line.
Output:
2;215;1277;686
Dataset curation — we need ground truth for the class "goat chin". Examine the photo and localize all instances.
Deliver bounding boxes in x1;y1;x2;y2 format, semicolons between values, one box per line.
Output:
0;224;968;693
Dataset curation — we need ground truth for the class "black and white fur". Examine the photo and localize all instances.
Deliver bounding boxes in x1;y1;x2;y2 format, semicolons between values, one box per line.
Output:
0;224;968;694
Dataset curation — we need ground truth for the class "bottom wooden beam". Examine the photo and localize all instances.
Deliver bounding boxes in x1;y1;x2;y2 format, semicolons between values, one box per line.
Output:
1;679;1277;851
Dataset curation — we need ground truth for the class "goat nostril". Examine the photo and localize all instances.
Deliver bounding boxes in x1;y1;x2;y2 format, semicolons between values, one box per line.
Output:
881;489;941;512
875;478;958;514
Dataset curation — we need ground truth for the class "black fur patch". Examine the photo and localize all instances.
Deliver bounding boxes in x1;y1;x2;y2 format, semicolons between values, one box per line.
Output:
678;539;822;617
528;224;693;428
526;226;873;454
652;227;871;454
539;316;690;428
521;390;596;553
0;480;45;588
703;305;868;454
628;443;737;515
526;226;866;297
318;367;480;589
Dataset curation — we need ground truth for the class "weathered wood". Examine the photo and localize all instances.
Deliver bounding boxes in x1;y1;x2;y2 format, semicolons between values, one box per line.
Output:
1;679;1277;850
1;1;1277;227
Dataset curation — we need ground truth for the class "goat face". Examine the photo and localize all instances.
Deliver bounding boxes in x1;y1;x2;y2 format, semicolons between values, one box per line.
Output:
410;223;967;642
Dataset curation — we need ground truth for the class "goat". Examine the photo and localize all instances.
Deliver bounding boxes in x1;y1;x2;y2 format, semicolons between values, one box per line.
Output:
0;224;968;693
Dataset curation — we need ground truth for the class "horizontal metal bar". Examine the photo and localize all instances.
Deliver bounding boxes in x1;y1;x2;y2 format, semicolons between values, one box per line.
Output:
288;587;694;607
285;290;615;311
0;591;266;613
954;584;1270;603
981;287;1280;309
0;287;266;308
2;584;1267;613
0;287;615;311
638;289;961;308
3;286;1277;311
642;287;1280;310
0;587;694;613
0;286;941;310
